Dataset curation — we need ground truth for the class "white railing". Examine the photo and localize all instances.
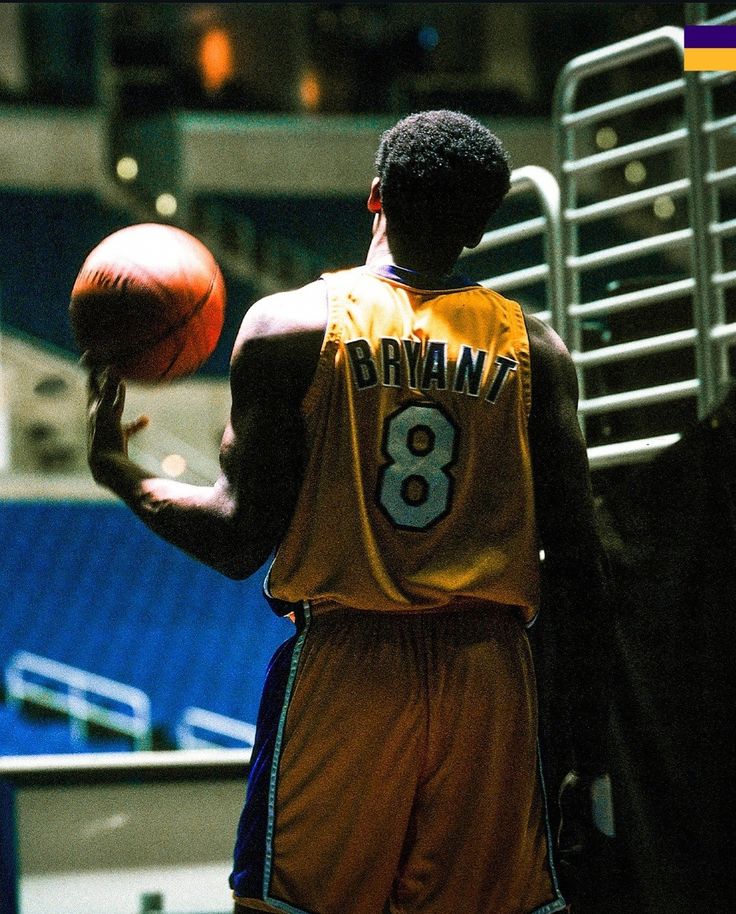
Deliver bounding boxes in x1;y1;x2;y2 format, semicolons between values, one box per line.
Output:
554;23;735;467
472;165;566;335
5;651;152;751
175;706;256;750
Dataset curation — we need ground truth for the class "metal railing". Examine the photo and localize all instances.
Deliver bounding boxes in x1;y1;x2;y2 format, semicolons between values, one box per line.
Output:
175;706;256;750
5;651;152;751
470;165;566;336
554;23;736;468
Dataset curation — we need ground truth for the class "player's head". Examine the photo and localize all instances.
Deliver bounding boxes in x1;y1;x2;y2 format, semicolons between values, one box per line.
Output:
372;110;511;261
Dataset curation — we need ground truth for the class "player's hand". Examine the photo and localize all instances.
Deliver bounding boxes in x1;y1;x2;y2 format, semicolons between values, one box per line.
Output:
86;364;149;481
557;770;616;911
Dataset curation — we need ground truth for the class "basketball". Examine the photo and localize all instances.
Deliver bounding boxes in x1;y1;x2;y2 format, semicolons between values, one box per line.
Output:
70;223;226;383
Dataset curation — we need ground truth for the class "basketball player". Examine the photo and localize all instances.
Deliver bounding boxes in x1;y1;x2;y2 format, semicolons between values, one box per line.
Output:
87;110;609;914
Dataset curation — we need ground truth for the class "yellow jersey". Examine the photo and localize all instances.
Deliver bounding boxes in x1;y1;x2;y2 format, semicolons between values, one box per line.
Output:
266;265;540;623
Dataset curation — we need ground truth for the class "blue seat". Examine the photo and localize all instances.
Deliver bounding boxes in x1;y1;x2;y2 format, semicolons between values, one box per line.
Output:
0;503;293;753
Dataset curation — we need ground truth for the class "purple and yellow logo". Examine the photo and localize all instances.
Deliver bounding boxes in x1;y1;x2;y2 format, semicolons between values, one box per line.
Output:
684;25;736;71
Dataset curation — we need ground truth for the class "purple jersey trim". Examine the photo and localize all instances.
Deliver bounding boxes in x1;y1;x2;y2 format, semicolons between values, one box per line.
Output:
374;262;480;291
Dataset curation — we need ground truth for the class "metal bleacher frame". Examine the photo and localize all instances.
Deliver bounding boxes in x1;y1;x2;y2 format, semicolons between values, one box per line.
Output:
5;651;152;752
3;653;261;756
175;706;257;751
463;12;736;472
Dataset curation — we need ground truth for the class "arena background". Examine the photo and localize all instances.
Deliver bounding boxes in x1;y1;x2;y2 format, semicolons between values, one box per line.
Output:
0;3;734;913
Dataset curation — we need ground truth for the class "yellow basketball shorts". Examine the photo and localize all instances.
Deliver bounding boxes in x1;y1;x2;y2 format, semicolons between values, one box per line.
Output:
230;604;566;914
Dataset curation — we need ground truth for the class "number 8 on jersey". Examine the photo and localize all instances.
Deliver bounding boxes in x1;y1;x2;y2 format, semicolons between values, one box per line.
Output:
378;402;459;531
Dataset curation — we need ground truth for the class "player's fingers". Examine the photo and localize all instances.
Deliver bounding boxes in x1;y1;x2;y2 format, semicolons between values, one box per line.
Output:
97;369;118;408
89;370;123;428
124;415;150;439
86;354;117;392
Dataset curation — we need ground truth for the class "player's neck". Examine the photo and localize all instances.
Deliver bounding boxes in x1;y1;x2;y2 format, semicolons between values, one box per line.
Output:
365;214;462;277
386;231;462;277
365;213;392;269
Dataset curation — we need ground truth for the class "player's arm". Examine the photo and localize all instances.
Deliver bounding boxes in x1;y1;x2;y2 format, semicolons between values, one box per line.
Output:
526;313;612;777
87;282;327;579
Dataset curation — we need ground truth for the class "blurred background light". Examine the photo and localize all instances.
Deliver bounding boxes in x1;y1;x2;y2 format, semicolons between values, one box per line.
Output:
299;71;321;111
161;454;187;477
115;156;138;182
417;25;440;51
624;160;647;184
198;26;235;94
155;193;177;217
653;194;676;220
595;126;618;150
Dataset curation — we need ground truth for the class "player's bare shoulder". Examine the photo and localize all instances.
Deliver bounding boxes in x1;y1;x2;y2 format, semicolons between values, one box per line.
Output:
525;311;579;405
236;280;328;345
231;279;328;399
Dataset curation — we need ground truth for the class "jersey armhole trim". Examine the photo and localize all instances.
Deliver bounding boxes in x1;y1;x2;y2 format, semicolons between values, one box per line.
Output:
300;279;342;419
513;300;533;421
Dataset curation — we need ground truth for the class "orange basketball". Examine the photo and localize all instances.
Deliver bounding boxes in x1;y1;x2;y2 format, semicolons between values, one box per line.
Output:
70;223;226;383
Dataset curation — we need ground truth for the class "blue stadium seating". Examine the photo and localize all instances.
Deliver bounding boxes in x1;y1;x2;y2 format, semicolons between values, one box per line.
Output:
0;502;293;751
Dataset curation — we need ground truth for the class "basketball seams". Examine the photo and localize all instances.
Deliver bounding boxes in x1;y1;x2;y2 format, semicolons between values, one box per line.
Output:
152;267;222;381
70;225;225;383
77;265;220;376
82;245;214;323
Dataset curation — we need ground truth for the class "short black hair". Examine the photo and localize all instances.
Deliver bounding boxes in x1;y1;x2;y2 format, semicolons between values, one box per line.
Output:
375;109;511;244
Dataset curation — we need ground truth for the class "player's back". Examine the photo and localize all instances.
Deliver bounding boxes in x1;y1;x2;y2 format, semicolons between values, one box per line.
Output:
266;264;539;623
